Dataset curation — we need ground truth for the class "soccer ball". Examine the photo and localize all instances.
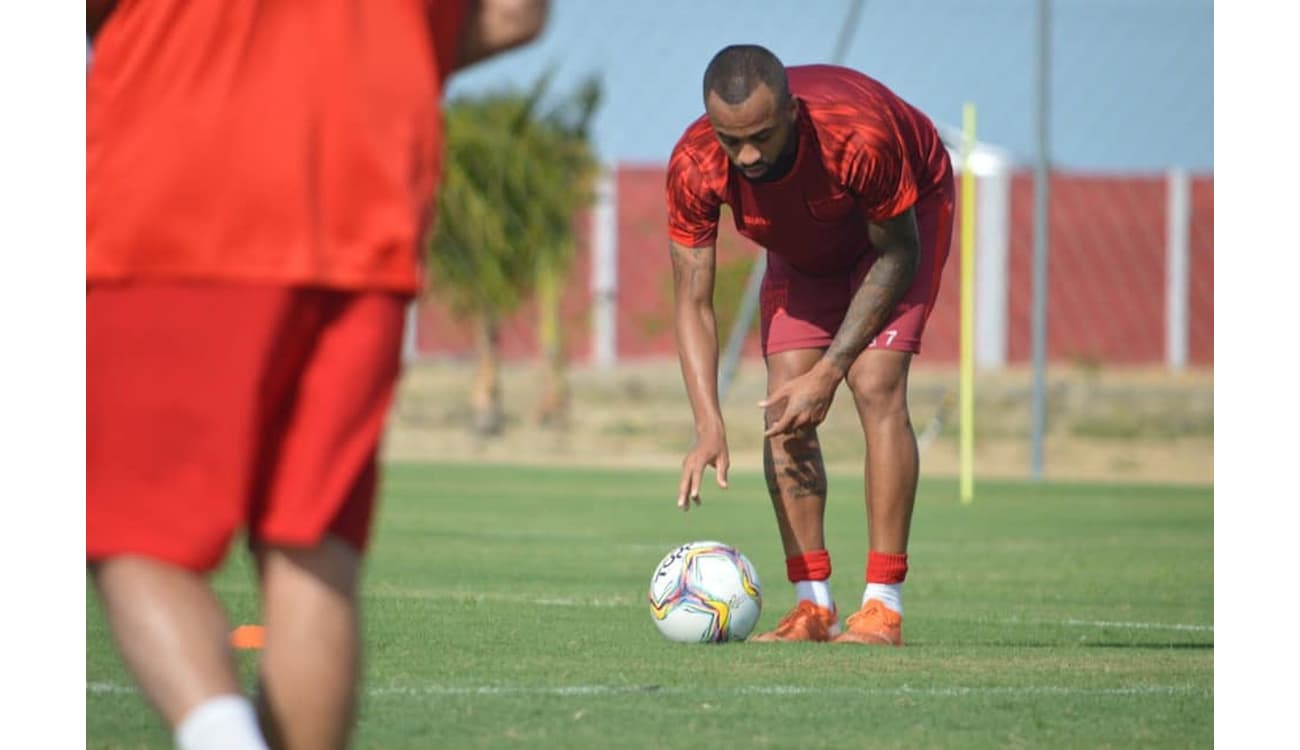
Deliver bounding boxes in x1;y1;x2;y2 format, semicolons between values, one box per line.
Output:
647;540;762;643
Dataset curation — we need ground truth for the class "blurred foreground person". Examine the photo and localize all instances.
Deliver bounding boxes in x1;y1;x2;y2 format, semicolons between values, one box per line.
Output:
87;2;548;747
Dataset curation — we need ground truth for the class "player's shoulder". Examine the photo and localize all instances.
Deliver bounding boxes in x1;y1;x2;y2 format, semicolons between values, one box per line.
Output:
788;64;885;99
792;65;900;116
668;115;727;189
792;65;901;151
670;115;720;165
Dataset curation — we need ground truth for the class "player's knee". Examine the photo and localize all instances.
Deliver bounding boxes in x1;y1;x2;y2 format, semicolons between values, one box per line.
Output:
256;534;362;598
848;368;907;416
764;425;820;451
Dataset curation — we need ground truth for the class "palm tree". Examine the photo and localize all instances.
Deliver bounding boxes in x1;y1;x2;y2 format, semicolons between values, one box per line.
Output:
427;74;600;435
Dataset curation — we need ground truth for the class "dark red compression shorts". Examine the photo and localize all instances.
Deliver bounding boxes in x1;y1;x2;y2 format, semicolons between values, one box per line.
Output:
759;178;955;357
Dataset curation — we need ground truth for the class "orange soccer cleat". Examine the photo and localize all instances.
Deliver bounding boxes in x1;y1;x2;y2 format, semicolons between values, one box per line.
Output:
749;600;840;643
832;599;904;646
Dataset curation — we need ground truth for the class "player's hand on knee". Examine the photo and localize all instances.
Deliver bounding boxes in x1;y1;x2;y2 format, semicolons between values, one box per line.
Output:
759;374;835;437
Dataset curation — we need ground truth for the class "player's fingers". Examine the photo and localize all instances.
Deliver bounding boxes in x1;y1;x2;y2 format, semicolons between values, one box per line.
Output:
716;454;730;488
757;387;787;410
690;465;705;506
677;466;693;509
765;413;795;438
762;399;787;433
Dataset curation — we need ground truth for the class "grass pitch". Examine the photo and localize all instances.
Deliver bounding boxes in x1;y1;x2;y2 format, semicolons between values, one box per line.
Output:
87;462;1212;748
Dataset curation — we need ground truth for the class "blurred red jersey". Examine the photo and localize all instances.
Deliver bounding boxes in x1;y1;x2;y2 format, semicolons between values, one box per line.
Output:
666;65;952;275
87;0;469;292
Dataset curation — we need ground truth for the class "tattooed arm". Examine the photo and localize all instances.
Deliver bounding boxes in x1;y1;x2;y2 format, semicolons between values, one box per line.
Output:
822;207;921;377
761;207;920;436
670;240;730;509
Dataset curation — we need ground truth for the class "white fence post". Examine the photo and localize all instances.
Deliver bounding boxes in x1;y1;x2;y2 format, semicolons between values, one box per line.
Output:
1165;168;1190;372
590;165;618;368
975;159;1011;370
402;299;419;363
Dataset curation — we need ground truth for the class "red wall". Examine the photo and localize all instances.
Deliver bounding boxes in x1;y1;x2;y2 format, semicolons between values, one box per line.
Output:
414;166;1213;367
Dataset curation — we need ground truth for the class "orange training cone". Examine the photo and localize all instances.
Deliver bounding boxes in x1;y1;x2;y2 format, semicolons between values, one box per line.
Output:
230;624;265;650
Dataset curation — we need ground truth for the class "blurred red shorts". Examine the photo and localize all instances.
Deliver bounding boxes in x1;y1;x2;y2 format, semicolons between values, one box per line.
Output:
760;180;955;357
87;282;408;573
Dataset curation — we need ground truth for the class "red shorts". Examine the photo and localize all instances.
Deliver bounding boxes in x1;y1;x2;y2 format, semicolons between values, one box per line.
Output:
86;282;408;573
759;180;955;357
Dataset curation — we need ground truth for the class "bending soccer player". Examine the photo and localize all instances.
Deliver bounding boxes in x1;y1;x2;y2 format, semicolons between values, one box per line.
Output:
87;1;548;748
667;45;954;645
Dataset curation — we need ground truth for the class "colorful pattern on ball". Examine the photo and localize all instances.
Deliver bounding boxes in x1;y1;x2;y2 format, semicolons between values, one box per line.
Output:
647;541;763;643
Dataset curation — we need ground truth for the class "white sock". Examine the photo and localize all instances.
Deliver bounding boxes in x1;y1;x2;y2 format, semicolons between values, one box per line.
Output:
175;695;269;750
794;579;835;611
863;582;903;616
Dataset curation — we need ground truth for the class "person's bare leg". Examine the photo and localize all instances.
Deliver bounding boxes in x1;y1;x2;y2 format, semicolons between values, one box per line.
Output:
847;349;918;554
763;348;832;557
91;557;242;726
254;534;362;750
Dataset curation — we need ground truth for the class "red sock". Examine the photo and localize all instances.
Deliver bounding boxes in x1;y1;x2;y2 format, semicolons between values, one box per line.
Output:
786;549;832;582
865;551;908;584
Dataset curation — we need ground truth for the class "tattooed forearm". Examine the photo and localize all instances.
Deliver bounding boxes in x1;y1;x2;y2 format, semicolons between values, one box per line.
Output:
823;252;916;372
823;212;921;375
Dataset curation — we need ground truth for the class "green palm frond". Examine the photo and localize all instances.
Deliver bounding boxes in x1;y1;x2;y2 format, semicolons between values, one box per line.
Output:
428;74;602;320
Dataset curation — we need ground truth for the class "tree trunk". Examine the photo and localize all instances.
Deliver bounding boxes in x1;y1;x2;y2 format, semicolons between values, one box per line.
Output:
533;260;569;428
471;313;505;436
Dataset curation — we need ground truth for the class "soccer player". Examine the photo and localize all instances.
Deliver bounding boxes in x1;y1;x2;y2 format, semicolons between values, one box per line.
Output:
86;1;548;748
666;45;955;645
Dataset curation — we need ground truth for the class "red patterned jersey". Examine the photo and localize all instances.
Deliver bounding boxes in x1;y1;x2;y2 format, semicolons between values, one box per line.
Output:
666;64;952;275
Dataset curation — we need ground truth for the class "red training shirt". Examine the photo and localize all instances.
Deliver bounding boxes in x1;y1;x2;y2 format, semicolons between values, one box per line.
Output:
87;0;469;293
666;64;952;275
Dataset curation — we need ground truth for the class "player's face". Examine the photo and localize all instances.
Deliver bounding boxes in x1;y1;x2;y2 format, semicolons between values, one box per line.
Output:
706;84;797;180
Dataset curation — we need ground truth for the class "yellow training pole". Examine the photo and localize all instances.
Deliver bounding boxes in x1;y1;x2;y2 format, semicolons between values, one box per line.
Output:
959;102;977;505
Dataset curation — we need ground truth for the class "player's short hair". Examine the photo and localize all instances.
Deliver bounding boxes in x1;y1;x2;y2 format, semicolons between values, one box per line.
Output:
702;44;790;108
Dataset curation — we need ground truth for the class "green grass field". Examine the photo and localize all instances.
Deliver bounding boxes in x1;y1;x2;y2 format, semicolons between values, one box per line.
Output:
86;463;1213;748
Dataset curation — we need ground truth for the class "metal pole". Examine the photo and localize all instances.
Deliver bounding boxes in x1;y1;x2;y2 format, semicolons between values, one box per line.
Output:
959;103;977;505
830;0;867;67
1030;0;1051;480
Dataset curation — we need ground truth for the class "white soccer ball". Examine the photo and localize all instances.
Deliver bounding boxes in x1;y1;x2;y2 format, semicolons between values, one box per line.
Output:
647;540;763;643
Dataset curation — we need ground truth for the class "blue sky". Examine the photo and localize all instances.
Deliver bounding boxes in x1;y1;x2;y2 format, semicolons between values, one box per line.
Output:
447;0;1213;172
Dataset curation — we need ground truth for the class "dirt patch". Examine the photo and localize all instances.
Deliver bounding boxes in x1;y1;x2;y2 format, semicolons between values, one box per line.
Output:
385;359;1213;486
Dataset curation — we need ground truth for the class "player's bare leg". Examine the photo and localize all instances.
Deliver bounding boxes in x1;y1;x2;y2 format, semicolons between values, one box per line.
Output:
834;348;915;645
763;348;830;556
848;348;918;553
751;348;840;642
91;557;245;725
254;534;361;750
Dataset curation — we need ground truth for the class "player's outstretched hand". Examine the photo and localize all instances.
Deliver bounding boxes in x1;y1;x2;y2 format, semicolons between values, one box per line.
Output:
677;428;729;511
759;369;839;437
